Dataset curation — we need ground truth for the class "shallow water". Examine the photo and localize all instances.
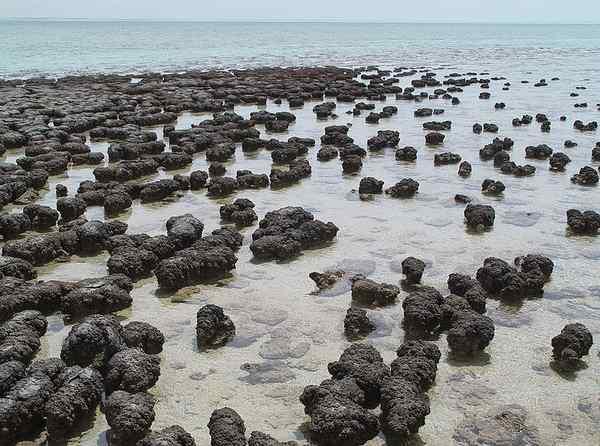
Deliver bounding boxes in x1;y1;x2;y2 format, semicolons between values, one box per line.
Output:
4;66;600;445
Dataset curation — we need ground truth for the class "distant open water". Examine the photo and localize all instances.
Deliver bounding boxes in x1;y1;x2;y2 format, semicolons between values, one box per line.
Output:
0;21;599;79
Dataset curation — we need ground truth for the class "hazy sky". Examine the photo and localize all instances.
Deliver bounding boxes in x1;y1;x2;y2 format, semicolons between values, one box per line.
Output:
1;0;599;23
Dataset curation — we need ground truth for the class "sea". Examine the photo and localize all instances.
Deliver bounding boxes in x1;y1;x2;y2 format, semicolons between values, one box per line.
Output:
0;20;600;79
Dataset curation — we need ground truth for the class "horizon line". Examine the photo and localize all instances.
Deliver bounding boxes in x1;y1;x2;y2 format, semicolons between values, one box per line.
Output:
1;17;599;25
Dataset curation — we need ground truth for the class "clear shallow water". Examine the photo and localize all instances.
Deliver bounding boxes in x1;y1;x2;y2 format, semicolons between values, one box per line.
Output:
1;21;600;78
3;66;599;445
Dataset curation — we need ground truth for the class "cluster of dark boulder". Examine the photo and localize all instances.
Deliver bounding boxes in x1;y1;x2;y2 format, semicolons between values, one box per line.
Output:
250;207;338;260
300;341;440;445
0;312;173;444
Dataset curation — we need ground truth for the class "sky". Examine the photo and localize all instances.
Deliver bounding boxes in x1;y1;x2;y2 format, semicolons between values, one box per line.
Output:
0;0;599;23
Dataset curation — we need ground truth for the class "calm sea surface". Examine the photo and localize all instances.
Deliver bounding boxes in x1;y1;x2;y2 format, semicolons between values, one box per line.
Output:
0;21;600;78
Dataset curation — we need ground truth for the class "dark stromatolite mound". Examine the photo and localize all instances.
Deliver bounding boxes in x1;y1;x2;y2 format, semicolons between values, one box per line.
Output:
327;343;390;408
220;198;257;226
0;361;25;395
309;270;345;290
208;407;247;446
56;196;87;223
23;204;59;229
299;382;379;446
60;314;126;368
402;286;444;334
236;170;269;189
2;219;125;266
379;340;441;440
136;425;197;446
358;177;384;194
0;310;47;365
0;365;57;441
379;376;430;441
351;275;400;306
0;212;31;240
94;159;159;182
551;323;593;363
525;144;553;159
59;274;133;316
549;152;571;171
44;366;103;438
390;340;441;392
385;178;419;198
317;145;339;161
401;257;426;284
447;311;495;355
458;161;472;177
105;348;161;394
367;130;399;150
425;132;445;145
447;273;487;314
344;308;376;339
0;256;36;280
464;204;495;228
123;321;165;354
475;255;553;299
571;166;599;185
166;214;204;250
481;179;505;195
567;209;600;234
104;390;156;442
250;207;338;260
139;179;182;203
196;304;235;348
270;159;311;186
434;152;461;165
154;228;240;290
395;146;417;161
107;245;159;280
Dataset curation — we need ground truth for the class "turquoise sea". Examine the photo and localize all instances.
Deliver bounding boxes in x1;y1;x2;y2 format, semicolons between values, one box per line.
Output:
0;20;600;78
